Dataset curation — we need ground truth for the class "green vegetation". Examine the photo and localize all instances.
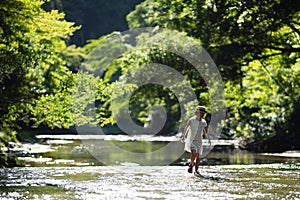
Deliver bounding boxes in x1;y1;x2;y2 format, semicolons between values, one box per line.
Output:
82;29;213;134
0;0;80;166
0;0;299;166
126;0;300;149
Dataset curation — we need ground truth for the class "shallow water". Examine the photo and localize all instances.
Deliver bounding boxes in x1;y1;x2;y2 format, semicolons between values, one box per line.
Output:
15;136;300;167
2;135;300;199
1;164;299;199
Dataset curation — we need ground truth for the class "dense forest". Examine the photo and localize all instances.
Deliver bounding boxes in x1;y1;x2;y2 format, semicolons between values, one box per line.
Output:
0;0;299;166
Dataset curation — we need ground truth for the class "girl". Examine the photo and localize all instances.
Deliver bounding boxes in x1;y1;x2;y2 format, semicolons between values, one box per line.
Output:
181;106;211;175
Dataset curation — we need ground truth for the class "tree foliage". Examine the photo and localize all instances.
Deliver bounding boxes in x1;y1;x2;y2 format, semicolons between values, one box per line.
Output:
83;29;217;135
126;0;300;141
0;0;79;140
128;0;299;71
0;0;299;160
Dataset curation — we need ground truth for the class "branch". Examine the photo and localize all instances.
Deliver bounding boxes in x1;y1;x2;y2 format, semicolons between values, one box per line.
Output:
0;8;32;20
256;52;283;60
243;52;283;66
252;44;300;53
290;20;300;26
285;21;300;36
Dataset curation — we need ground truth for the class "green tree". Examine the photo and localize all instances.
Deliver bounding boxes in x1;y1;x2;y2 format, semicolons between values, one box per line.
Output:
83;29;221;135
126;0;300;144
0;0;79;165
127;0;299;80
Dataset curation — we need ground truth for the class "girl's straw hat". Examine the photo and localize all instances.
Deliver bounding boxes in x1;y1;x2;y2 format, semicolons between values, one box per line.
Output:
195;106;207;113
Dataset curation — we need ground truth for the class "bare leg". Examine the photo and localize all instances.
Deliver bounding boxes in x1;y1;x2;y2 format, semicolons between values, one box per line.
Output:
188;150;196;173
195;153;200;173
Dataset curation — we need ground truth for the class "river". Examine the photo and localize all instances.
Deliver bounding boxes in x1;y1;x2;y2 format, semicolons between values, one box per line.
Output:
1;134;299;199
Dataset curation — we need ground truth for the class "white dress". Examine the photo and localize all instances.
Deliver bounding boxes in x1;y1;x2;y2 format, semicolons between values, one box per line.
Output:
184;116;207;154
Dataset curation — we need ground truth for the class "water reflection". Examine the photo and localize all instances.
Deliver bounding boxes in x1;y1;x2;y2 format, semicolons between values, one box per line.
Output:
17;138;300;167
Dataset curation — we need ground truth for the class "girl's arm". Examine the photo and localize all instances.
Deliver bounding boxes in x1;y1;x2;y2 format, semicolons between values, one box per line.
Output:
203;127;211;146
181;120;191;143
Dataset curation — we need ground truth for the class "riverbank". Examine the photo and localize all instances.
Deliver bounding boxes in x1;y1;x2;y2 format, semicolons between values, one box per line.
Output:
242;131;300;153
